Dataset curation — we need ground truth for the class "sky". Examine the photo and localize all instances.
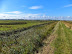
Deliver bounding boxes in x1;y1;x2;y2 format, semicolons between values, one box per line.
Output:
0;0;72;20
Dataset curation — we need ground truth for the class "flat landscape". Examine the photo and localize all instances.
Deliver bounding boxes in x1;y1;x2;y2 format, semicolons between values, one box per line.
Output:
0;20;72;54
0;0;72;54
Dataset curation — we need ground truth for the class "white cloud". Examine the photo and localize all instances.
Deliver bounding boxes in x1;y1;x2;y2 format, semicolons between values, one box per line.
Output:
0;13;19;19
5;11;22;14
0;13;72;20
29;6;42;9
0;13;42;19
23;14;41;16
64;4;72;7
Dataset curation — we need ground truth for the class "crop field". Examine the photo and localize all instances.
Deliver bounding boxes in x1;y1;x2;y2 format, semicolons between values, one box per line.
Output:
0;20;53;31
0;20;72;54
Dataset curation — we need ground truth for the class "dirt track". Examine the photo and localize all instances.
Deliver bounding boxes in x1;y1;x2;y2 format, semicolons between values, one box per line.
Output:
36;22;59;54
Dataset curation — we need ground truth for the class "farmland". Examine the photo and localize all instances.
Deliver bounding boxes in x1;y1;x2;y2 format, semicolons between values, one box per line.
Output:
0;20;72;54
0;20;52;31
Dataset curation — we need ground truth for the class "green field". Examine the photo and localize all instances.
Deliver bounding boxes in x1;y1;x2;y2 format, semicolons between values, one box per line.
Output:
52;22;72;54
0;20;72;54
0;20;52;31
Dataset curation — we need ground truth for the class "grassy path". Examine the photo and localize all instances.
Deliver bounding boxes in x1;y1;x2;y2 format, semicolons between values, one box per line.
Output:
53;22;72;54
37;21;72;54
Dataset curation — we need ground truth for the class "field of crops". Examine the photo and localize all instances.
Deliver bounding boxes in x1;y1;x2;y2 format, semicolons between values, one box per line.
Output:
0;20;72;54
0;20;52;31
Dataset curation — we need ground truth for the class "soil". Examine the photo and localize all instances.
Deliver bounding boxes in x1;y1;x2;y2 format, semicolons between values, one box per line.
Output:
36;34;56;54
35;22;59;54
63;21;72;30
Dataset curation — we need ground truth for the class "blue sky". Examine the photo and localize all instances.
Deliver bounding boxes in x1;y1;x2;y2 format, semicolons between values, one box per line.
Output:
0;0;72;20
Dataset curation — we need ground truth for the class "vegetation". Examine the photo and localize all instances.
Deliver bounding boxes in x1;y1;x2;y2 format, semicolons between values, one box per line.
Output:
0;20;72;54
51;22;72;54
0;20;57;54
0;20;54;31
